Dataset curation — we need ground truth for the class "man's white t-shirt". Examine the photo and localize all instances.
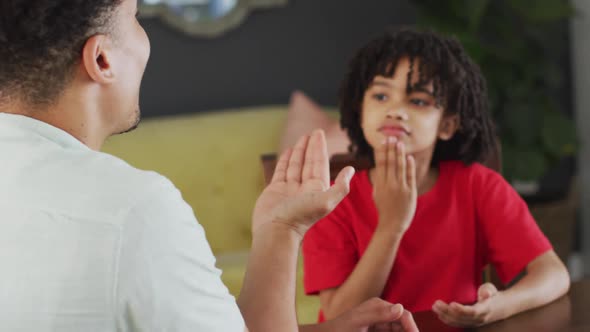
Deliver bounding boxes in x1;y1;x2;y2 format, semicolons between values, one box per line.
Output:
0;113;245;331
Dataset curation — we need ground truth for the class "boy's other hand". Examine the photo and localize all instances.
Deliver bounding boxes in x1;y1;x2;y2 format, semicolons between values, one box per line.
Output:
252;130;355;237
432;283;504;327
373;138;417;235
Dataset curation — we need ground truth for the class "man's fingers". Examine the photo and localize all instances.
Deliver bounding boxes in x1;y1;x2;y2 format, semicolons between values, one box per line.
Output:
391;322;403;332
399;310;419;332
308;129;330;185
302;135;315;182
286;134;310;183
352;299;418;332
350;299;405;327
370;322;393;332
321;166;355;213
271;148;292;183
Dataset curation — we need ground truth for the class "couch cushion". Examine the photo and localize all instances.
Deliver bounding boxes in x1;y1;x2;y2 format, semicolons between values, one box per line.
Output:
280;91;350;156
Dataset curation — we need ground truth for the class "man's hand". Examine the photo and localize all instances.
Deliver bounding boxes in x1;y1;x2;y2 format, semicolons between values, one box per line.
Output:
432;283;505;327
373;138;417;235
252;130;354;236
322;298;419;332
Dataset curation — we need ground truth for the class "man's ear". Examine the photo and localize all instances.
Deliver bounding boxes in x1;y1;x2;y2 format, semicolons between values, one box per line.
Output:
438;114;460;141
81;35;115;84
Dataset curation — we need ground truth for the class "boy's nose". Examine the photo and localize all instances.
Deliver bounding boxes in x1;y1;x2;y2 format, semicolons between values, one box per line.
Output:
386;107;409;121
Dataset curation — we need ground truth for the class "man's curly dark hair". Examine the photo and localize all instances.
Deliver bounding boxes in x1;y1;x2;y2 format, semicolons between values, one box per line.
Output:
339;27;498;167
0;0;123;107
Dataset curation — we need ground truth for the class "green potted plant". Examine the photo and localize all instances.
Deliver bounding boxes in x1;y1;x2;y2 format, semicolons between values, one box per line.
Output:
411;0;577;198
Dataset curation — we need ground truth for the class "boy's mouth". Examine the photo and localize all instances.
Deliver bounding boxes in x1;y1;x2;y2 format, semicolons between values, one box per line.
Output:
378;125;410;137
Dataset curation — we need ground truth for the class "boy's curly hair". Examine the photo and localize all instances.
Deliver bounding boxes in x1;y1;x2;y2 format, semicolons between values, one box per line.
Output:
0;0;122;107
339;27;497;166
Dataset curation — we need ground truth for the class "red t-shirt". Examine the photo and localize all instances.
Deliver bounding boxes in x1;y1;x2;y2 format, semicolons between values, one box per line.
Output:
302;161;552;319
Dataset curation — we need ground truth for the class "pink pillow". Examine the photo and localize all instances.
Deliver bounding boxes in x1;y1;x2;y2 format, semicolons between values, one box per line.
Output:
279;91;350;156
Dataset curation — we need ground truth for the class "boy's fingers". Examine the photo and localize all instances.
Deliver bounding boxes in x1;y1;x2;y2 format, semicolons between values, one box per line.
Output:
450;302;476;319
386;137;397;183
407;155;417;191
478;283;498;301
396;142;406;185
434;305;473;327
374;140;387;185
432;300;449;313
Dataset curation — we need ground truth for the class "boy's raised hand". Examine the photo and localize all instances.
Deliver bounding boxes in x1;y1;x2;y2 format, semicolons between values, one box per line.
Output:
252;129;355;236
432;283;505;327
373;137;418;235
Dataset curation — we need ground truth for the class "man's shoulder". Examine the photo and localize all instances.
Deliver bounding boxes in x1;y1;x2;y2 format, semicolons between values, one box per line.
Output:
83;150;178;203
27;148;179;220
91;151;172;188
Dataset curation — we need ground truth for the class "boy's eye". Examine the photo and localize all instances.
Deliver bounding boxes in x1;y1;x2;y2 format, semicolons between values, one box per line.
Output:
410;98;429;107
373;93;388;102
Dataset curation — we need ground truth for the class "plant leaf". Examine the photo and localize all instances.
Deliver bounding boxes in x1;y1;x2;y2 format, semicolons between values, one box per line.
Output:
502;143;547;181
542;109;577;157
507;0;574;22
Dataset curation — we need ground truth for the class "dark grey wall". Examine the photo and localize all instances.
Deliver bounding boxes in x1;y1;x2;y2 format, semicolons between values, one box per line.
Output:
139;0;416;117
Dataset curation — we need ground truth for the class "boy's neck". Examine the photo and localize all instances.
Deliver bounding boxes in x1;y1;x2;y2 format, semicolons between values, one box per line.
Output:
410;149;438;196
416;162;439;196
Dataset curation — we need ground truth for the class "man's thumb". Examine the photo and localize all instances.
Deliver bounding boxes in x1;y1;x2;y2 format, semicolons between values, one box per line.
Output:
324;166;355;207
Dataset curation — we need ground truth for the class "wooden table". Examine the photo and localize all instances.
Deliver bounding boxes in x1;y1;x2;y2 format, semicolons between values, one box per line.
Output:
413;279;590;332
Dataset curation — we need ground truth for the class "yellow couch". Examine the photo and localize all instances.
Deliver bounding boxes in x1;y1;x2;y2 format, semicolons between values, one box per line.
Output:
102;106;322;324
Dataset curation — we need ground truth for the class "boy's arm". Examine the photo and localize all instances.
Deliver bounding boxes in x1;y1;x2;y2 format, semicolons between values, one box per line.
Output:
493;250;570;319
319;139;417;320
431;164;570;328
319;230;404;320
433;250;570;327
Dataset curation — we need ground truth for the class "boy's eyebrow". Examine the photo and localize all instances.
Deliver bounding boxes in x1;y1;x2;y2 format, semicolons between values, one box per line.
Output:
369;79;394;88
370;78;436;97
408;86;435;97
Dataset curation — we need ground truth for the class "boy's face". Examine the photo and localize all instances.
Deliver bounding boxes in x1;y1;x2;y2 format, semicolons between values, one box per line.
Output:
360;57;458;159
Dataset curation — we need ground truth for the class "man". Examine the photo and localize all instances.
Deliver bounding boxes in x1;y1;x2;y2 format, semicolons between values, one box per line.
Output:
0;0;418;331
